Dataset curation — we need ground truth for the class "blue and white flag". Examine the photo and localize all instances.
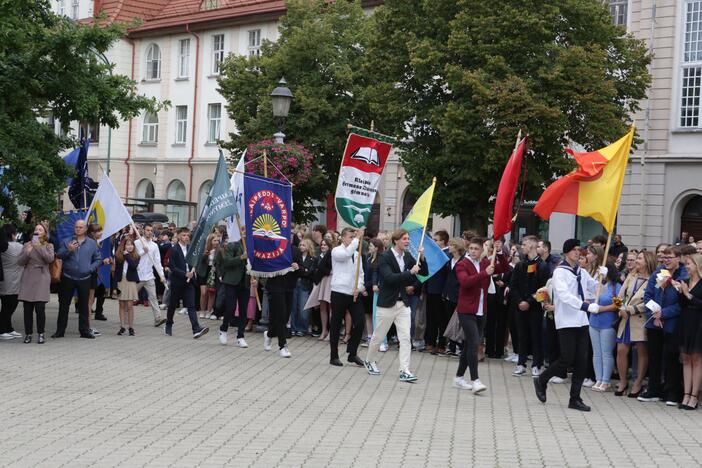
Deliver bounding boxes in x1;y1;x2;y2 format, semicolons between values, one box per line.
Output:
244;173;293;277
406;230;449;283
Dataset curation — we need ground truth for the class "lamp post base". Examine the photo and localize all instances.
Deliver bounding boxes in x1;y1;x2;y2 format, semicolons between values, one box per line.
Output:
273;132;286;144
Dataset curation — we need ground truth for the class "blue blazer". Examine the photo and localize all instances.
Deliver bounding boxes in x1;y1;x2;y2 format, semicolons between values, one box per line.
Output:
169;243;193;287
644;265;688;334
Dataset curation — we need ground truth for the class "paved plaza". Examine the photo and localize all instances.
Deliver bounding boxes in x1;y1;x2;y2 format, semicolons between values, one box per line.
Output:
1;299;702;467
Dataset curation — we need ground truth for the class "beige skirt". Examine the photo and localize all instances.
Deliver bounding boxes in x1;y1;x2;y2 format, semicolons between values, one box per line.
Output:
304;275;332;310
118;279;138;301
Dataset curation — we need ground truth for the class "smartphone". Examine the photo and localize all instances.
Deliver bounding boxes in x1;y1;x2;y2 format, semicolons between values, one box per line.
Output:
32;235;39;243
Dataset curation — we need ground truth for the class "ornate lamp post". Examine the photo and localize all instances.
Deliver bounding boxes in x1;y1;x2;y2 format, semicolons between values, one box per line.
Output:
270;77;293;144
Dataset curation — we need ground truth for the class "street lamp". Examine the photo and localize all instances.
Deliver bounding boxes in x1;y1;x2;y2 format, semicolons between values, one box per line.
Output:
270;77;293;144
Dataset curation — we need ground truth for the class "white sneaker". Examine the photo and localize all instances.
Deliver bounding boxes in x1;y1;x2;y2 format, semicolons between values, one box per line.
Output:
9;331;22;337
209;314;218;320
472;379;487;394
279;346;291;358
178;308;187;315
531;366;541;377
0;333;14;340
504;353;518;363
237;338;248;348
159;303;167;310
199;312;205;318
219;331;228;345
513;365;526;376
583;378;596;388
453;377;472;390
379;342;388;352
263;332;272;351
549;376;566;384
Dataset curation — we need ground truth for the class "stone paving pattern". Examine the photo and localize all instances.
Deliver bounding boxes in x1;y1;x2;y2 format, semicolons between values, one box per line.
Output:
1;299;702;467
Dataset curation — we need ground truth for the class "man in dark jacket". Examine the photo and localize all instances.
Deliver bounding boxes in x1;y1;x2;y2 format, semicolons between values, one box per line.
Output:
216;240;249;347
424;230;449;354
510;235;550;377
54;220;102;339
364;228;427;382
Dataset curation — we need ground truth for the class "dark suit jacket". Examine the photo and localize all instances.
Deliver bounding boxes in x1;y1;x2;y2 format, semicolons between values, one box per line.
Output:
168;243;193;287
377;249;428;308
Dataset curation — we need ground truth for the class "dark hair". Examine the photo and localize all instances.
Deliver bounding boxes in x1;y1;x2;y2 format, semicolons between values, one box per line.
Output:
468;236;484;247
541;240;552;253
369;238;385;265
177;227;190;235
605;262;620;285
434;230;449;245
313;224;328;235
592;235;607;245
143;223;153;229
87;223;103;237
2;223;17;238
391;228;409;244
680;244;697;256
462;230;478;241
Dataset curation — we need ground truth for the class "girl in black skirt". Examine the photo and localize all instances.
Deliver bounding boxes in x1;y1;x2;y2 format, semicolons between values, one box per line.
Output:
674;253;702;410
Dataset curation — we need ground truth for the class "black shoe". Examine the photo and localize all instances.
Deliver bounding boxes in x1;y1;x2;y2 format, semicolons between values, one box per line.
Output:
627;389;642;398
37;334;45;344
164;325;172;336
51;332;64;339
23;334;32;344
129;328;135;336
330;358;343;367
347;355;364;367
533;377;547;403
614;385;628;397
193;327;209;339
80;332;95;339
117;327;126;336
94;313;107;321
568;400;591;412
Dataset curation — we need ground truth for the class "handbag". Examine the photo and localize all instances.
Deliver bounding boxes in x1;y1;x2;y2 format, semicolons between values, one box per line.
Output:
49;258;62;284
443;309;464;343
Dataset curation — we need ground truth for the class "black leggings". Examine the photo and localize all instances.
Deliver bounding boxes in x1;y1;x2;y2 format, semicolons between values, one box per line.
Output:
0;294;19;333
24;302;46;335
457;314;484;381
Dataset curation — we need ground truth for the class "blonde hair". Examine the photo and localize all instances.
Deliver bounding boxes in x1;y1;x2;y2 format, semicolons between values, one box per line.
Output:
687;253;702;279
300;238;316;257
35;223;50;244
448;237;466;257
205;232;221;253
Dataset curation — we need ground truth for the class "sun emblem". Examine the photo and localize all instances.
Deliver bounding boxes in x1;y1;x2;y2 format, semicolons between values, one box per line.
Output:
253;214;281;235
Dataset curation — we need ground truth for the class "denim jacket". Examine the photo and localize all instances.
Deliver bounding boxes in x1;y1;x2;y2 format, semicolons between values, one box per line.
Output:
644;265;688;334
56;237;102;280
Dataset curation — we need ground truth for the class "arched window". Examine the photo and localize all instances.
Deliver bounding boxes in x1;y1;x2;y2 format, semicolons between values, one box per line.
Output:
146;44;161;80
136;179;155;212
142;112;158;143
198;180;213;215
681;195;702;241
166;180;187;226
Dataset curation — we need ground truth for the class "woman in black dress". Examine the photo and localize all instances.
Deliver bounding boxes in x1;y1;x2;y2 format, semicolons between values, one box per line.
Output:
674;253;702;410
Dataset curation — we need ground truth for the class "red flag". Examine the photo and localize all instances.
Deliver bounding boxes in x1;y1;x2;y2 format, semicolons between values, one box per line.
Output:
493;136;527;240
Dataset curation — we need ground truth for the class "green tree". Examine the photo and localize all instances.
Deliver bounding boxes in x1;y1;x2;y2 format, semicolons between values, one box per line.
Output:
0;0;159;221
218;0;372;222
363;0;651;231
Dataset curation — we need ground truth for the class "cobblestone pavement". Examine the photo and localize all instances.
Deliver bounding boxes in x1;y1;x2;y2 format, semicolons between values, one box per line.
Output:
1;298;702;467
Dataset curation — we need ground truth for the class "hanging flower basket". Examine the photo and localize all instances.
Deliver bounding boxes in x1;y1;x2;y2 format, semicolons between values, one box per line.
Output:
246;140;314;185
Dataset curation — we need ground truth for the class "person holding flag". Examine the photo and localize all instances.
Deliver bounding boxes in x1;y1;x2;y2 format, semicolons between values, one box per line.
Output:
364;229;427;382
134;224;168;328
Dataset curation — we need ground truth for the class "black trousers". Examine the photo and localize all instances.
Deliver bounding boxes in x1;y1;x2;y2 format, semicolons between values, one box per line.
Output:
507;300;519;355
267;290;292;349
23;302;46;334
166;282;200;333
647;327;682;401
518;307;544;368
485;293;508;358
220;283;249;338
538;326;589;403
424;293;449;348
543;316;566;377
457;314;484;380
330;291;364;360
0;294;19;333
94;284;106;315
57;276;91;335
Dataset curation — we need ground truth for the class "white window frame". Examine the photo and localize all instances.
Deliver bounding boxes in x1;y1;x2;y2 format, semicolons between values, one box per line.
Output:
143;113;159;143
175;106;188;144
146;44;161;80
178;39;190;78
207;104;221;143
58;0;65;15
680;0;702;128
607;0;628;28
71;0;79;19
248;29;261;57
212;34;225;75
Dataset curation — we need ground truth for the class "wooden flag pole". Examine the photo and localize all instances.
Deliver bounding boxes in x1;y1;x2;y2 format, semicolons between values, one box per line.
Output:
594;230;613;304
491;129;522;266
263;149;268;178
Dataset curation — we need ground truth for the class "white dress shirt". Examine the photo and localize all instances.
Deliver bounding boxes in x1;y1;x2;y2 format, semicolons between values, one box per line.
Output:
391;247;405;272
467;256;485;316
134;238;164;281
552;264;598;329
331;238;365;295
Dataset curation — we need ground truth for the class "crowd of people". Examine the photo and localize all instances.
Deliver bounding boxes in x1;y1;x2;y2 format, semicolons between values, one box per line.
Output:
2;215;702;411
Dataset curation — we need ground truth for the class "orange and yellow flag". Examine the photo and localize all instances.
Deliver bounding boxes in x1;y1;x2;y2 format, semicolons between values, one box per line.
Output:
534;127;634;233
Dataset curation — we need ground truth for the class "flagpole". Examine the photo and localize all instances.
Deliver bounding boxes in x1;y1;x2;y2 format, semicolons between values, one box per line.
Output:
594;230;613;303
492;129;522;266
353;231;364;302
416;177;436;266
263;149;268;178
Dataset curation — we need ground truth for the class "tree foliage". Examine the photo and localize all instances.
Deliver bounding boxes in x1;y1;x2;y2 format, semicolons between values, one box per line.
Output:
218;0;372;222
0;0;159;221
363;0;651;230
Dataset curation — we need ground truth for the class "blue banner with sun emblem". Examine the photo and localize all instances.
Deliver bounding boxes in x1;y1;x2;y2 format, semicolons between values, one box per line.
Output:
244;173;293;277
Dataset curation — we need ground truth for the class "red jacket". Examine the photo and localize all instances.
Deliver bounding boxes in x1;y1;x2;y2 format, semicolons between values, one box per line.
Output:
456;254;509;315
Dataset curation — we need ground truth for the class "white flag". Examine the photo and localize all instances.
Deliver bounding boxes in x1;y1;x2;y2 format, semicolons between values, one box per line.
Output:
85;174;133;242
226;152;246;241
